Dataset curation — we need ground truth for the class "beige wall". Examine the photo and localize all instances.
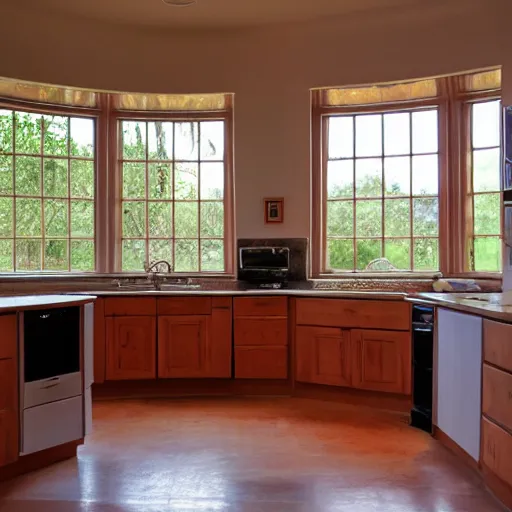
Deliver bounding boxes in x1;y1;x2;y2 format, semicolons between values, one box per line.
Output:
0;0;508;241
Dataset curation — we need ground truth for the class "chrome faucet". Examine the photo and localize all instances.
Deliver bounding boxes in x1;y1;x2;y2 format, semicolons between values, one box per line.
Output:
145;260;173;274
144;260;173;290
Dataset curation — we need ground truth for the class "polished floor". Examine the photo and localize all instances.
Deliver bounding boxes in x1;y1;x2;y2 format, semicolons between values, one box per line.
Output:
0;397;506;512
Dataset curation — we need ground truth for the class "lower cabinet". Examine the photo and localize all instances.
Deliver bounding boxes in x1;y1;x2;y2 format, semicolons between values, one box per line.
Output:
296;326;351;387
482;417;512;488
106;316;156;380
158;316;210;378
295;326;410;394
233;297;289;380
235;346;288;379
0;314;18;468
352;329;411;395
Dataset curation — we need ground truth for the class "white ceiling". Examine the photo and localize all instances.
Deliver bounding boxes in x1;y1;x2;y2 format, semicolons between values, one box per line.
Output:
12;0;426;28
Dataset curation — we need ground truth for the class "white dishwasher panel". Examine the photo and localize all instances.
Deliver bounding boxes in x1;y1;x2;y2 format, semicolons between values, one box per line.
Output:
437;308;482;461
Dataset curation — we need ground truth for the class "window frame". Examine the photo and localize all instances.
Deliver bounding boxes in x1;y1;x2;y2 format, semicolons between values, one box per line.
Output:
108;105;235;275
312;74;503;278
0;92;234;275
312;93;449;276
0;96;101;272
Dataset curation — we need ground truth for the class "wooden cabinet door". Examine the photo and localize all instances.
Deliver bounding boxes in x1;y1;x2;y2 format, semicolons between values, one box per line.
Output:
0;357;18;468
351;329;411;394
158;316;210;378
235;346;288;379
106;316;156;380
296;326;351;387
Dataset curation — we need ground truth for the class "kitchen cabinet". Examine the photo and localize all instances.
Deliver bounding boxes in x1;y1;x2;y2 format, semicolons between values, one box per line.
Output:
295;298;410;331
158;316;210;378
106;316;156;380
352;329;411;394
234;297;288;379
437;308;482;462
482;417;512;488
296;326;351;387
481;318;512;506
157;297;232;379
93;298;106;384
0;314;18;467
294;298;411;395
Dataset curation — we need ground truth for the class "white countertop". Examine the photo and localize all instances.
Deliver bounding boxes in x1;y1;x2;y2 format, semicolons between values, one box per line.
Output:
0;294;96;313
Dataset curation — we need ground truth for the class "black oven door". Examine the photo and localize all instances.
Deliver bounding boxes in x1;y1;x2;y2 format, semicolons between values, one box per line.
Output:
23;307;80;383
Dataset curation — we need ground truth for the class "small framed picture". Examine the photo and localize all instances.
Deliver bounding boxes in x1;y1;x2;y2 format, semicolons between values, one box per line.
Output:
264;197;284;223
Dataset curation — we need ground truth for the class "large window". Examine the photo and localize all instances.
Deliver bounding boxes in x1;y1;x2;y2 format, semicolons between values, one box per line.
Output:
0;78;233;274
314;69;502;275
469;99;502;271
0;109;95;271
326;108;439;271
120;119;226;272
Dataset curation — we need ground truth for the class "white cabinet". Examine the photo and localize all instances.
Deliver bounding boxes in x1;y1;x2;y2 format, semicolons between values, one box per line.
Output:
436;308;482;461
83;302;94;435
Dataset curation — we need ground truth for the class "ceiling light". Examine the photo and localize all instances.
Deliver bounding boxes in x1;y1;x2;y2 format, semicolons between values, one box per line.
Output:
162;0;196;6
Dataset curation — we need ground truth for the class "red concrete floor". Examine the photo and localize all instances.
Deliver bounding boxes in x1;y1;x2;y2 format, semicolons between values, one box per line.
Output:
0;397;506;511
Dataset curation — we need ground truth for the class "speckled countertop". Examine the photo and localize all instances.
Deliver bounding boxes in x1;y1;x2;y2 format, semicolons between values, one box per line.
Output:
407;292;512;322
75;289;407;300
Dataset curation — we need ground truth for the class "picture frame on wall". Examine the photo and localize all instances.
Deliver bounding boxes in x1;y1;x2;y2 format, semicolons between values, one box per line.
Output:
264;197;284;223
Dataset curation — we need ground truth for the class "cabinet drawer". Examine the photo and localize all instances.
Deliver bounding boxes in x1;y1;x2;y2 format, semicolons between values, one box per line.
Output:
235;346;288;379
234;297;287;317
296;298;410;330
482;417;512;487
484;319;512;373
105;298;156;316
0;315;16;360
483;364;512;432
234;318;287;346
157;297;212;316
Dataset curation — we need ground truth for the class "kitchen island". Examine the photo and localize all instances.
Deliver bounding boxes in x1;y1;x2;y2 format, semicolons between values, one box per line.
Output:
0;294;95;481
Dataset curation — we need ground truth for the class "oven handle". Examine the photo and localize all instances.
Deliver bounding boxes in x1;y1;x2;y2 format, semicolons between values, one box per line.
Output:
40;377;60;389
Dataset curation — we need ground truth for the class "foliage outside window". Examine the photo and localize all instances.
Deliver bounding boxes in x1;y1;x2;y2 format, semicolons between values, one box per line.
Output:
120;119;226;272
0;109;95;271
326;108;439;271
469;100;502;271
315;69;502;275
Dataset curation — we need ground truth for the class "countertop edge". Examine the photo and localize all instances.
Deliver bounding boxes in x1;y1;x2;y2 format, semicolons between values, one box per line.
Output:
0;294;96;314
69;290;408;300
406;295;512;323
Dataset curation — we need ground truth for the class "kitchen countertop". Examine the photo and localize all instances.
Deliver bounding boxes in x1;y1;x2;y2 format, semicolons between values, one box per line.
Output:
75;289;407;300
0;294;96;313
407;292;512;322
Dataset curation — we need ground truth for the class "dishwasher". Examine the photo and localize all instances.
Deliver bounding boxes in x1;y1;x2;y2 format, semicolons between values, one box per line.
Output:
410;304;434;433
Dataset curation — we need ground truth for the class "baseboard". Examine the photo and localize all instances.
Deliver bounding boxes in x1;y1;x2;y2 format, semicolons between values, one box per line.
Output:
432;426;479;473
294;382;411;414
482;463;512;511
93;379;410;414
0;439;83;482
92;378;293;400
